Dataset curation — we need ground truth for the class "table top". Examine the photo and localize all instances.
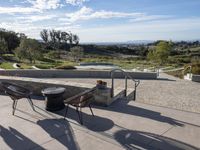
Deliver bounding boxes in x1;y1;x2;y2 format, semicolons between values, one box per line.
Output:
41;87;66;95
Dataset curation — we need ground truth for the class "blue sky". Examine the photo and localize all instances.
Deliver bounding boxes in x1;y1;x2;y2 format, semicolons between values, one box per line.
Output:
0;0;200;42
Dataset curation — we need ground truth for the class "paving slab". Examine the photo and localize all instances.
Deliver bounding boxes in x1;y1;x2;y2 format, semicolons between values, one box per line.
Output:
0;92;200;150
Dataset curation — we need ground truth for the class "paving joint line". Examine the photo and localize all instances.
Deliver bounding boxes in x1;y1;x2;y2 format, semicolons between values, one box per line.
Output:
30;133;70;150
147;125;174;146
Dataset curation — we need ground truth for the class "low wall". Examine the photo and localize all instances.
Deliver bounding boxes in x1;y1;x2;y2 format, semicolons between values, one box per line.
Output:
192;74;200;82
0;69;157;79
0;76;93;99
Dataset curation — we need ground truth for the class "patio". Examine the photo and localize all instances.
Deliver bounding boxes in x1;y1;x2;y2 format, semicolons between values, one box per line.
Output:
0;93;200;150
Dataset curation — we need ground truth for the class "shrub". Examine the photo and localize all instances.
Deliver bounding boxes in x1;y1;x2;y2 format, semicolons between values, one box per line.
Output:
46;51;60;59
54;65;76;70
70;46;84;62
166;70;184;79
192;63;200;75
35;64;55;69
38;57;56;63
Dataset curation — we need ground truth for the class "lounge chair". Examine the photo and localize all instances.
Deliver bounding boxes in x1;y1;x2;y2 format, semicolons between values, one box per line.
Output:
0;81;35;115
64;88;95;125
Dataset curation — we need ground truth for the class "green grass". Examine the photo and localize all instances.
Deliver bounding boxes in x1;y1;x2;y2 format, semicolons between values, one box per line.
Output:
0;62;15;69
0;52;189;71
81;57;155;69
35;64;56;69
19;63;33;69
189;46;200;52
2;54;15;57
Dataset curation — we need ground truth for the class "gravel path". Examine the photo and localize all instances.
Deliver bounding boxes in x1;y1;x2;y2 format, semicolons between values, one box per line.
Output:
137;73;200;113
55;73;200;113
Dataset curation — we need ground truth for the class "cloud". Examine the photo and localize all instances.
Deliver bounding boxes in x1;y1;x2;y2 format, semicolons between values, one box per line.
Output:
65;0;89;6
1;17;200;42
17;14;56;22
60;6;144;22
0;20;80;39
0;0;62;14
0;6;39;14
73;17;200;42
130;15;171;22
28;0;61;10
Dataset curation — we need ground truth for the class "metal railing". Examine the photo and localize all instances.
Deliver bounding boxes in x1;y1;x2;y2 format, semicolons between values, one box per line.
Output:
110;69;140;100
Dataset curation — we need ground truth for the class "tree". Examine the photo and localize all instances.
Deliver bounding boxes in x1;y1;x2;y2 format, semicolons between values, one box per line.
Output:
55;30;62;44
70;46;84;62
49;29;57;49
40;29;49;44
40;29;80;50
147;48;156;61
0;28;20;53
15;38;42;63
19;33;27;40
138;45;148;57
72;34;79;45
0;38;8;56
61;31;69;43
147;41;171;65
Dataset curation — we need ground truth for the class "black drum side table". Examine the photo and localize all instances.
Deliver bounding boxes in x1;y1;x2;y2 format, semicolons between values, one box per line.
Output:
41;87;66;111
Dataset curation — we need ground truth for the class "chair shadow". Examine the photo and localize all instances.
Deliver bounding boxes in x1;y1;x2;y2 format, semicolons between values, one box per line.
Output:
93;99;184;127
156;78;176;81
37;118;80;150
114;129;199;150
0;125;44;150
55;106;114;132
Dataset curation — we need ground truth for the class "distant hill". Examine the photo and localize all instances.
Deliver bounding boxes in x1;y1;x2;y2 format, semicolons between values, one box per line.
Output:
80;40;154;45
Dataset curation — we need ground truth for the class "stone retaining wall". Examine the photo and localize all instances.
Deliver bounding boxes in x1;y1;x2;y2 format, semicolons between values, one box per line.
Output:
0;69;157;79
192;74;200;82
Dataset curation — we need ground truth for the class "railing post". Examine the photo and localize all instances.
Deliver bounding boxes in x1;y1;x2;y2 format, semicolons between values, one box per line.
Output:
189;66;192;79
133;83;136;101
111;72;114;98
157;67;160;77
125;76;127;97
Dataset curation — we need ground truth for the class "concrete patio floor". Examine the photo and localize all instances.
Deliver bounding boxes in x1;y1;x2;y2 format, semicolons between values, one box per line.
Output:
0;94;200;150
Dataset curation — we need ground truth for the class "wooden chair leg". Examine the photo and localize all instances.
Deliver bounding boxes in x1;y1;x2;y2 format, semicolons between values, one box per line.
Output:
80;107;83;124
27;96;35;111
89;104;94;116
76;107;83;125
64;104;69;119
12;100;18;115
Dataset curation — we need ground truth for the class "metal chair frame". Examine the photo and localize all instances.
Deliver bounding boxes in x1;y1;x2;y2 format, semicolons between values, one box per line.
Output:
0;82;35;115
64;88;96;125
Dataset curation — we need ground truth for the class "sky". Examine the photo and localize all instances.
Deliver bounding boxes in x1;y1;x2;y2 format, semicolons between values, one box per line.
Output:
0;0;200;43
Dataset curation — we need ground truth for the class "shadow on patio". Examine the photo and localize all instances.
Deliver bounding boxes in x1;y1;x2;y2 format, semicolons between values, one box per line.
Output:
93;99;184;127
55;106;115;132
0;125;43;150
114;129;199;150
37;119;80;150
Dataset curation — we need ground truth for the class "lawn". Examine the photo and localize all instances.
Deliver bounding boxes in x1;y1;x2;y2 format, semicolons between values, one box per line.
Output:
0;62;15;69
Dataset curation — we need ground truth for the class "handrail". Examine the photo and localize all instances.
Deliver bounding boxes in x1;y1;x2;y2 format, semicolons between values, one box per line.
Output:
110;69;140;100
